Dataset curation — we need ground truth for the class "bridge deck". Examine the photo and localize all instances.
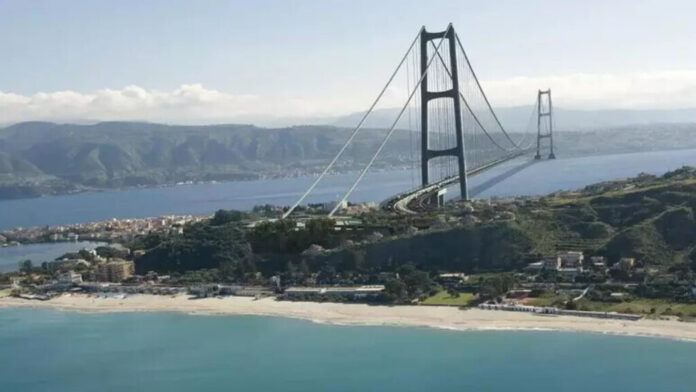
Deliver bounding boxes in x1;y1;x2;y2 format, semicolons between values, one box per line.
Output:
382;151;528;214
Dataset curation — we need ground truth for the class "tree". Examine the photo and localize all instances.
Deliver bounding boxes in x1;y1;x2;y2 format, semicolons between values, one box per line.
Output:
316;266;337;285
248;218;338;254
211;209;245;225
447;286;459;298
298;260;311;277
668;262;694;281
19;259;33;273
478;274;516;300
135;219;252;276
398;265;436;299
218;248;256;281
95;246;126;259
383;279;408;302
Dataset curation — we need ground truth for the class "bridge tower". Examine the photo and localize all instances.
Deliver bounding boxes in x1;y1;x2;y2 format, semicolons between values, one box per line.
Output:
420;25;468;200
535;89;555;159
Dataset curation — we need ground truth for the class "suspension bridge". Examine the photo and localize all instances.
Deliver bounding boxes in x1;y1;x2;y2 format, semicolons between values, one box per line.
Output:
284;23;555;218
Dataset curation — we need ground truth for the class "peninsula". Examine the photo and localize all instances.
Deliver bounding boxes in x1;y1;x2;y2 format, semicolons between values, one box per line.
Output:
3;167;696;340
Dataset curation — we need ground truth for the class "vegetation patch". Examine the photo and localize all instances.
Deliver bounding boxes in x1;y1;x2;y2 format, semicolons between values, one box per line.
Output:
421;291;476;307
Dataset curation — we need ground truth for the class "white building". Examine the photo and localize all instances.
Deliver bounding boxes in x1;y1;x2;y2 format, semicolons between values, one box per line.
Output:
558;251;584;271
57;271;83;284
542;256;561;270
438;273;468;283
285;285;385;299
324;200;348;213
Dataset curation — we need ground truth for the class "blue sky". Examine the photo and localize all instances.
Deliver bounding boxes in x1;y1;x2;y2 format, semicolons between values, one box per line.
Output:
1;0;695;124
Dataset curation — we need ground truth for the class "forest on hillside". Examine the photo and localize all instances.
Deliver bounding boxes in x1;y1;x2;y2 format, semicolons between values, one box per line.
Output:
2;121;696;199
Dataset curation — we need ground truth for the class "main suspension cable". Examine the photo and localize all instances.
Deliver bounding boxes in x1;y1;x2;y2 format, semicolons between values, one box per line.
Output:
328;26;452;216
428;40;513;153
282;27;425;219
455;33;522;149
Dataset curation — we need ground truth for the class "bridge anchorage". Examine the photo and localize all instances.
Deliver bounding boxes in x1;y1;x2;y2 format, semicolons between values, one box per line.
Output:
283;23;551;218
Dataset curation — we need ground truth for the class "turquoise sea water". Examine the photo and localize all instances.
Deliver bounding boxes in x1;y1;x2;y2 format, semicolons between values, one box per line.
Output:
4;149;696;391
0;241;105;273
1;308;696;391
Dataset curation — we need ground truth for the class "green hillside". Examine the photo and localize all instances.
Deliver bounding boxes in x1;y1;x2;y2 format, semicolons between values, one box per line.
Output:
2;120;696;200
0;121;413;198
132;168;696;281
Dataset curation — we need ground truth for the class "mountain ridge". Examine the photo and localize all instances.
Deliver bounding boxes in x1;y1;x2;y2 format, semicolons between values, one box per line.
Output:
2;120;696;200
4;106;696;130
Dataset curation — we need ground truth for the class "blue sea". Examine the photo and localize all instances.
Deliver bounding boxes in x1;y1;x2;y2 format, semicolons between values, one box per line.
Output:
3;148;696;391
3;148;696;271
3;148;696;231
0;308;695;392
0;241;105;273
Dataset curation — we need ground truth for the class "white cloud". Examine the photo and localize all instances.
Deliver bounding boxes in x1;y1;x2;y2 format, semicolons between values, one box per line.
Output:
482;70;696;110
0;83;367;126
0;84;268;124
2;70;696;126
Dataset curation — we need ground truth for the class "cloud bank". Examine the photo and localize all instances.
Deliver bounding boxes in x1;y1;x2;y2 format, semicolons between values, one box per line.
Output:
483;70;696;110
2;70;696;126
0;84;265;125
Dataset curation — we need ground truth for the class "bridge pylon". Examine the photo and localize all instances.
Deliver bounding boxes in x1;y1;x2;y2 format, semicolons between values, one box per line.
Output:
535;89;555;160
420;25;468;200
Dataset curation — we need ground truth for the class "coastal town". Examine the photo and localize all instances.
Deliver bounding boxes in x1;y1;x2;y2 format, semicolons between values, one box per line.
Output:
1;240;688;324
0;214;208;245
3;169;696;336
5;3;696;390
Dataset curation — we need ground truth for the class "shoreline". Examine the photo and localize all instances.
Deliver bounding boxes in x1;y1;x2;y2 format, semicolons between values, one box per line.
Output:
5;145;696;204
0;165;408;205
2;293;696;342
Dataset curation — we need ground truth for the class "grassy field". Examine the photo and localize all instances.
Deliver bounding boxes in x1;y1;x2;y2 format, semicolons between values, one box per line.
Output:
548;178;696;206
527;295;696;317
575;299;696;317
421;291;476;307
526;294;568;307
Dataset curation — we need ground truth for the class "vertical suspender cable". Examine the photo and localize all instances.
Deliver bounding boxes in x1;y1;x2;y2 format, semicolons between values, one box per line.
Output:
406;48;415;189
282;28;424;219
329;27;451;216
429;41;511;154
455;34;521;149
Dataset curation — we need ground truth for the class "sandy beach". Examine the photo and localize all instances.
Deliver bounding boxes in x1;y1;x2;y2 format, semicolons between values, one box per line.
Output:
2;293;696;341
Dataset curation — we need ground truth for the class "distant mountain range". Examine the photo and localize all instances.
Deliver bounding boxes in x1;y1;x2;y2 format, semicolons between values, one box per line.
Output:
4;106;696;131
328;106;696;131
1;117;696;200
0;121;414;199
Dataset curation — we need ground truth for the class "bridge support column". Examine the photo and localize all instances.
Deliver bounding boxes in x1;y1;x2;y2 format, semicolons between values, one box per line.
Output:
425;187;448;208
420;25;468;200
535;89;555;160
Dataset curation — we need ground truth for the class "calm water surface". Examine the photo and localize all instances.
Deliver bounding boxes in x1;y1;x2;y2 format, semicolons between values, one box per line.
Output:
3;150;696;391
2;148;696;271
0;241;105;273
0;308;695;392
2;148;696;231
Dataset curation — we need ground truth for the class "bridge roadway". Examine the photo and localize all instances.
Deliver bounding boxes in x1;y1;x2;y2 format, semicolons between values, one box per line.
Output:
381;151;529;214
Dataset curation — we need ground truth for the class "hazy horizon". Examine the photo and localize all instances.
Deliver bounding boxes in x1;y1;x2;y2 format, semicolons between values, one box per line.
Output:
4;105;696;131
2;0;696;125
